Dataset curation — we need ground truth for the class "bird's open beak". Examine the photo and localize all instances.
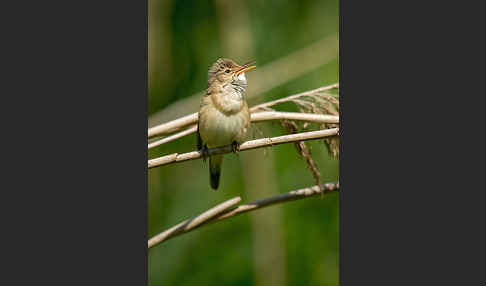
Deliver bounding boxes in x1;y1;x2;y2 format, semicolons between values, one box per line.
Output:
235;61;256;76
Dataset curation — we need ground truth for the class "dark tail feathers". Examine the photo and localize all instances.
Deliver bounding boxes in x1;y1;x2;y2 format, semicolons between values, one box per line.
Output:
209;155;223;190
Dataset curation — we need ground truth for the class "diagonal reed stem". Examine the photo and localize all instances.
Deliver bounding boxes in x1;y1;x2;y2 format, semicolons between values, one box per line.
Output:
148;181;339;249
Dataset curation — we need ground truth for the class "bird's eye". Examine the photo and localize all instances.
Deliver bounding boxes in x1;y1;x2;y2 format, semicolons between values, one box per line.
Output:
225;69;231;73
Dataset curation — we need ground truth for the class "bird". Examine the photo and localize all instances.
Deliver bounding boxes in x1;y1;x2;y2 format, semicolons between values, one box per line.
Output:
197;58;256;190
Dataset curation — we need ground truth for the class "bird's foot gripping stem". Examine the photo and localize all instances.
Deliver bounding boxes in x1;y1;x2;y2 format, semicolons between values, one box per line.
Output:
231;141;241;154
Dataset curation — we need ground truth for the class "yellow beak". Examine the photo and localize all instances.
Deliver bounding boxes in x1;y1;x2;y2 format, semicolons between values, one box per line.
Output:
235;61;256;76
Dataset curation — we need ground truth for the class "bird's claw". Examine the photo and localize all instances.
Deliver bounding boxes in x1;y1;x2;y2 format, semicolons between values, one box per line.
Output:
231;141;240;154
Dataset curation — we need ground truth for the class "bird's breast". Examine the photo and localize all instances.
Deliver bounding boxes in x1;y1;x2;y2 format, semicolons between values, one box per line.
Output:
211;89;245;114
199;102;250;148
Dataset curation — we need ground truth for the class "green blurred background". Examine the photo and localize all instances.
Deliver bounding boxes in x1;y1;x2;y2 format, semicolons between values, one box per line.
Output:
148;0;339;285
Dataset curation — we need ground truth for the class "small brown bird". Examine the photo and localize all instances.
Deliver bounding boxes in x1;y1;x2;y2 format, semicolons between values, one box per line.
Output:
197;58;256;190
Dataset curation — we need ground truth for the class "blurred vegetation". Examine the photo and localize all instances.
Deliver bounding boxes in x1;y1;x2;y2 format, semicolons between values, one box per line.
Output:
148;0;339;285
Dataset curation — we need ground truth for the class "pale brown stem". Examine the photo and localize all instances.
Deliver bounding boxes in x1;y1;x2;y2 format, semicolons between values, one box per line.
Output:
147;111;339;149
148;126;197;149
148;113;197;139
148;128;339;169
148;181;339;249
147;196;241;249
252;111;338;123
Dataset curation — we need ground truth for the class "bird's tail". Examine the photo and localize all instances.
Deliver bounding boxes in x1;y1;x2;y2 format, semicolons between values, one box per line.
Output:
209;155;223;190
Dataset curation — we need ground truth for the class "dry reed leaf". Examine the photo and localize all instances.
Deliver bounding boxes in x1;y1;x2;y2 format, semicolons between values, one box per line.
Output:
294;90;340;159
250;85;340;160
279;119;323;192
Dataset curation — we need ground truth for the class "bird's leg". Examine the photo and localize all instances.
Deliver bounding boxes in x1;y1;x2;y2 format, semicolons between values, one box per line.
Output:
201;144;209;162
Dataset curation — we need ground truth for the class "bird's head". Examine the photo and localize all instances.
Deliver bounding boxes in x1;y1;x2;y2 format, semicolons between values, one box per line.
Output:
208;58;256;87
